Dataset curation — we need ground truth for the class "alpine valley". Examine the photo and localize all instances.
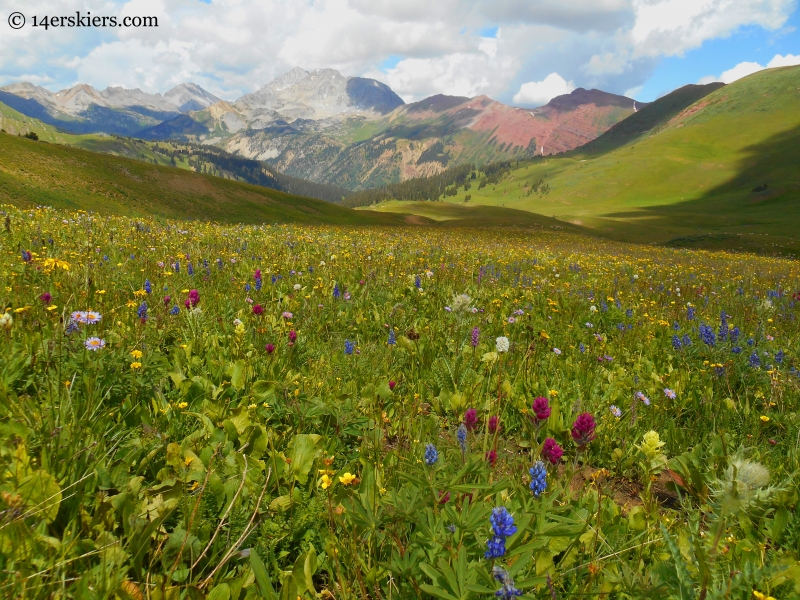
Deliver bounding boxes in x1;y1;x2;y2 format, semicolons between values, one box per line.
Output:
0;67;640;190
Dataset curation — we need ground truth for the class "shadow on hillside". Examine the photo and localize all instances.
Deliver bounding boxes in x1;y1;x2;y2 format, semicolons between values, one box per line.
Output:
601;122;800;245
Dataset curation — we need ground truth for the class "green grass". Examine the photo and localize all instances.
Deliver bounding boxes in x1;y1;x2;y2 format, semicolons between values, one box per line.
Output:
0;132;406;226
365;200;589;232
378;66;800;254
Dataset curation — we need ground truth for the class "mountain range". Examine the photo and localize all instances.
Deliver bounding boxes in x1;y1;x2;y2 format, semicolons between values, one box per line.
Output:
1;68;640;189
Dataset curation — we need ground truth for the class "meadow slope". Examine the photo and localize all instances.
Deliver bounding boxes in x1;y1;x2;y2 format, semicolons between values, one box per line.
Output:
0;131;404;225
384;66;800;254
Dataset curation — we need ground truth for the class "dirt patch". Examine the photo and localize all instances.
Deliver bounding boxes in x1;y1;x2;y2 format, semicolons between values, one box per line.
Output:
565;466;680;513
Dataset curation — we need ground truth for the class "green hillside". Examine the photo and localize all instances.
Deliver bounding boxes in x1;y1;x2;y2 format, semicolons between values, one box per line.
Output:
362;200;590;232
0;131;403;225
386;66;800;253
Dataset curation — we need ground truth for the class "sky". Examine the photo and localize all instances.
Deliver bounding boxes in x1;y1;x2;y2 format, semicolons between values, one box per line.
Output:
1;0;798;107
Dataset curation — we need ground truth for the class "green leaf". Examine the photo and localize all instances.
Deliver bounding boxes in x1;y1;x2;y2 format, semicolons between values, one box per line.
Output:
250;551;277;599
206;583;230;600
418;584;459;600
287;434;321;484
16;469;61;523
231;359;247;390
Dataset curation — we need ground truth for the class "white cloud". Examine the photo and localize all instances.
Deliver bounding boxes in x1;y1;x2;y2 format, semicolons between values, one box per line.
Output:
767;53;800;68
720;61;764;83
0;0;795;105
698;53;800;85
513;73;576;106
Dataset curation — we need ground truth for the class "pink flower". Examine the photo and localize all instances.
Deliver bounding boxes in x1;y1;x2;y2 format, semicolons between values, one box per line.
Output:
486;449;497;467
288;330;297;344
388;381;396;391
282;312;293;319
252;304;264;315
265;343;275;354
187;289;200;307
531;397;551;422
542;438;563;465
163;295;171;306
488;415;500;434
463;408;479;431
39;292;52;304
571;413;596;448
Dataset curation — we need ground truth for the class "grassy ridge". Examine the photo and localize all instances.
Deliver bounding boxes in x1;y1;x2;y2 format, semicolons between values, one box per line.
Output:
0;132;403;225
382;66;800;253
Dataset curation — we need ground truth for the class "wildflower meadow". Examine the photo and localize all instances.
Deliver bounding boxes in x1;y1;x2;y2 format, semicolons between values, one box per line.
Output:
1;205;799;599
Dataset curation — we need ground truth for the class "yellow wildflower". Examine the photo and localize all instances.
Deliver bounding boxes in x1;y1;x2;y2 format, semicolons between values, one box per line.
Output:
339;472;356;486
130;362;142;370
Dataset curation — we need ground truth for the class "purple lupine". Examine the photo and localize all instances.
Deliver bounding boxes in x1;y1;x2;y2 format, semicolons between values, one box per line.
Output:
471;326;480;348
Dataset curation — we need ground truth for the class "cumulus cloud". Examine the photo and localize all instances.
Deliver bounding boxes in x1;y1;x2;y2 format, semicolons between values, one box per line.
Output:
699;53;800;84
513;73;576;106
0;0;795;105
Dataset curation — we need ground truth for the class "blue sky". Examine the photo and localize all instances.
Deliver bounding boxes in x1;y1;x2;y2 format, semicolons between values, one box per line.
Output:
637;7;800;100
0;0;798;106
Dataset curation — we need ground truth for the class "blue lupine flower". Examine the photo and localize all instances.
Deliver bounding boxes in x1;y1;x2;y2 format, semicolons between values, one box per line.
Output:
747;338;755;346
699;324;716;347
490;507;517;538
144;279;152;294
203;258;209;268
749;352;760;368
673;321;680;330
492;566;523;599
601;301;608;312
775;350;785;364
626;308;633;318
388;329;396;345
424;443;439;466
271;274;278;284
245;283;251;292
21;250;32;262
485;536;506;560
529;461;547;497
138;302;148;320
333;283;341;298
415;275;421;289
457;424;467;458
682;334;692;347
730;326;740;343
170;305;180;315
188;262;194;276
344;339;354;355
255;277;262;291
672;335;682;350
173;260;180;273
732;346;742;354
579;342;586;353
687;306;696;320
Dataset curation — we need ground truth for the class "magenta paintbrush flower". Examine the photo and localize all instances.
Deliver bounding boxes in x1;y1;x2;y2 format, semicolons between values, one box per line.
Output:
542;438;563;465
463;408;478;431
571;412;596;448
531;397;551;422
